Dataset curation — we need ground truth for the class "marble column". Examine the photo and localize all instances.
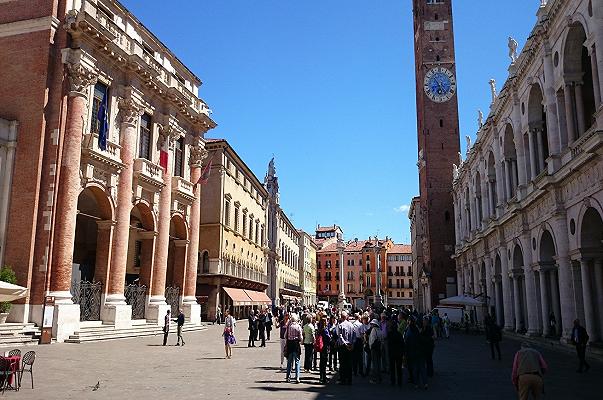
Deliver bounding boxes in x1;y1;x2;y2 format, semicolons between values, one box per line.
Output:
50;61;97;342
549;269;561;336
182;143;206;324
485;257;493;306
536;129;546;173
543;43;561;156
575;82;586;136
487;178;495;216
511;160;518;195
556;90;568;150
525;268;540;335
527;129;537;179
588;45;601;107
593;260;603;341
511;99;528;188
539;268;550;336
512;275;523;331
495;279;504;326
564;83;577;143
500;248;514;331
579;259;595;343
103;97;142;328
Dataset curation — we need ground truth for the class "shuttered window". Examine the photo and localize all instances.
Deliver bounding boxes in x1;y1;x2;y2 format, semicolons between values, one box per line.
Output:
139;114;152;160
174;137;184;177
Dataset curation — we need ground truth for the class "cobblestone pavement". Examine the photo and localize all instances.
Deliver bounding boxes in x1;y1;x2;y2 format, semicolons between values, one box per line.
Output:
4;323;601;399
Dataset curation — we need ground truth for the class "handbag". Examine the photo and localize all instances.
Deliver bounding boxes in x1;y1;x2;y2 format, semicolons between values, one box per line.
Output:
314;333;324;353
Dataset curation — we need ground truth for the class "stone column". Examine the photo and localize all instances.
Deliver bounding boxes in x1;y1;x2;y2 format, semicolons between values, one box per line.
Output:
556;91;569;150
527;129;537;179
182;142;207;325
512;275;523;331
50;60;97;342
485;257;493;305
495;279;504;326
594;260;603;341
93;221;115;294
592;3;603;104
536;129;546;173
525;267;541;335
538;268;550;336
505;160;513;200
549;269;561;336
456;268;463;296
589;45;601;109
543;43;561;157
564;83;577;142
512;99;528;188
147;126;175;323
511;160;518;195
575;82;586;136
494;163;504;211
500;247;514;331
103;96;142;328
579;259;595;342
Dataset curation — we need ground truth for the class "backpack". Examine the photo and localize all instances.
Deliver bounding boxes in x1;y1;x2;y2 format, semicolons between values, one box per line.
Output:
314;333;324;352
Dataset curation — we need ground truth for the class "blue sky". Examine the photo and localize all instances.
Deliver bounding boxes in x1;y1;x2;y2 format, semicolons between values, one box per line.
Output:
122;0;537;243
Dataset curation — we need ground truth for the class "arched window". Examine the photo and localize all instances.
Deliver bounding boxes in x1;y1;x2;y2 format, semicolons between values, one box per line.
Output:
201;251;210;274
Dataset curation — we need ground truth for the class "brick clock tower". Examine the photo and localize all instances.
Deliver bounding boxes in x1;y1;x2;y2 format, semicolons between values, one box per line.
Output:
412;0;460;308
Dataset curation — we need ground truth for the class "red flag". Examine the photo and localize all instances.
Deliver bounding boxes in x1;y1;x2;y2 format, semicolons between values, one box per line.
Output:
159;150;168;171
197;157;213;185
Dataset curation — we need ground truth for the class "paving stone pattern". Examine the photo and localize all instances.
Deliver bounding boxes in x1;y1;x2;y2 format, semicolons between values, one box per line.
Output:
4;323;601;399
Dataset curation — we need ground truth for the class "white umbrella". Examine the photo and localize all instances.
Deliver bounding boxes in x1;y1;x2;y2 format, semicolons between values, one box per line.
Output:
0;281;28;302
439;295;483;307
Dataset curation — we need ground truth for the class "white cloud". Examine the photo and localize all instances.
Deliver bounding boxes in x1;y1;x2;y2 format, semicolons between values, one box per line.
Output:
394;204;410;213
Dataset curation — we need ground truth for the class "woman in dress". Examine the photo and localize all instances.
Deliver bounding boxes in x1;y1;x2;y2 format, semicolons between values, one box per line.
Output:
223;309;236;359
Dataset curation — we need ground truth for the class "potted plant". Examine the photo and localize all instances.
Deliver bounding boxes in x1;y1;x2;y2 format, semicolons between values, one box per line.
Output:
0;266;17;323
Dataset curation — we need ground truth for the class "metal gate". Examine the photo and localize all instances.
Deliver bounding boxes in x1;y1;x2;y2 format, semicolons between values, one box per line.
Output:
72;281;102;321
164;286;181;315
125;284;147;320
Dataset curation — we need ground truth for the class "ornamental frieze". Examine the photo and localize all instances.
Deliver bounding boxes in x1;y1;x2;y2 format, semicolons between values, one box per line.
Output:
526;192;555;226
562;161;603;205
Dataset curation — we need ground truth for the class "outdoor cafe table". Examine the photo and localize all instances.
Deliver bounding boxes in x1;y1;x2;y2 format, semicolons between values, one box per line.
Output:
5;356;20;387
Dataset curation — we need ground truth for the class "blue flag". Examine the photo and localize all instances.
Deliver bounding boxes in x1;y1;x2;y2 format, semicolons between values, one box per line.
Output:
97;91;109;151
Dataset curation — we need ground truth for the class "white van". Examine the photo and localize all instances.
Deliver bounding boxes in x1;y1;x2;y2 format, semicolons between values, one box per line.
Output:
317;300;329;310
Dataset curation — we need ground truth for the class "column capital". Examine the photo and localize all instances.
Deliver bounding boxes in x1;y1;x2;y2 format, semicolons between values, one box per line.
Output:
158;122;183;150
118;98;144;127
65;62;98;98
189;140;208;168
96;220;116;230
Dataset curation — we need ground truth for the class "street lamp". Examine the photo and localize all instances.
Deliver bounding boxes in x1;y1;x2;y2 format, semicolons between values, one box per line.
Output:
374;236;384;309
337;238;346;309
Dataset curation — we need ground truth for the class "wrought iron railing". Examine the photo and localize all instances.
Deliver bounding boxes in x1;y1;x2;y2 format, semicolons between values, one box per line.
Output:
125;284;147;320
71;280;102;322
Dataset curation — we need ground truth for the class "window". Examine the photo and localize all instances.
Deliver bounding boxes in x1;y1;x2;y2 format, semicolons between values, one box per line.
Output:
174;137;184;177
224;199;231;227
336;260;339;267
367;276;371;287
317;260;321;268
201;251;210;274
249;217;254;241
139;113;152;160
234;206;240;232
91;82;108;134
242;213;247;237
255;221;259;244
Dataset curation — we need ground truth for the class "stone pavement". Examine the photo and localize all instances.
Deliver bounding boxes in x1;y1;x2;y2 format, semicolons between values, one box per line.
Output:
4;323;601;399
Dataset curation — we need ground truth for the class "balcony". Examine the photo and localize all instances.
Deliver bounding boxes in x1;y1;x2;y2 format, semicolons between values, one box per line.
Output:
284;282;302;293
172;176;195;204
216;263;268;285
81;133;122;169
133;158;164;189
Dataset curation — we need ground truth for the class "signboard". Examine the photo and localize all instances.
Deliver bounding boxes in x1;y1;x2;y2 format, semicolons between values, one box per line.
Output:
40;296;54;344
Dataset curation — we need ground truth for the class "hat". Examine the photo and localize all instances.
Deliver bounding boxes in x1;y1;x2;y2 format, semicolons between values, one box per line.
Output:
370;319;379;327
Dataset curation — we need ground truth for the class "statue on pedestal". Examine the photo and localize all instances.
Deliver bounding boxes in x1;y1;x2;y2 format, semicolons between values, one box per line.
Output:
489;79;498;104
478;109;484;129
508;36;519;63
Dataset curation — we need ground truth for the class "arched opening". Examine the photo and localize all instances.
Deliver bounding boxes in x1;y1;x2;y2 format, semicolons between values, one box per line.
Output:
166;214;188;314
475;172;483;228
200;250;210;274
487;152;497;216
563;22;597;142
578;207;603;341
72;186;113;321
464;187;471;233
538;230;561;336
512;244;527;332
527;84;549;177
503;124;518;199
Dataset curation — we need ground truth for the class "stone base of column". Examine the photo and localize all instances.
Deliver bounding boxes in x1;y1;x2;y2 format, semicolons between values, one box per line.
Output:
52;303;80;343
146;296;170;325
29;304;44;326
182;299;201;325
8;303;30;323
526;329;541;337
101;303;133;329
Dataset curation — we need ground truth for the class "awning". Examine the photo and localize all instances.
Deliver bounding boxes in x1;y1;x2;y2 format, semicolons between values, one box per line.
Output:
244;289;272;305
439;295;484;307
223;287;253;306
281;294;301;301
0;281;28;302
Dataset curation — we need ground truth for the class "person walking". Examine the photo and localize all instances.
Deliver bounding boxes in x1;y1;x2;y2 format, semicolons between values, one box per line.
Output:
571;319;590;373
379;313;389;373
223;309;236;359
316;317;331;384
278;313;290;370
175;309;186;346
285;313;303;383
328;315;339;372
442;313;451;339
388;316;405;386
548;312;556;337
405;318;427;390
266;309;273;341
421;315;435;377
162;309;171;346
248;311;257;347
337;311;356;385
258;309;267;347
215;305;222;325
368;319;382;384
486;320;502;360
511;342;547;400
302;314;316;372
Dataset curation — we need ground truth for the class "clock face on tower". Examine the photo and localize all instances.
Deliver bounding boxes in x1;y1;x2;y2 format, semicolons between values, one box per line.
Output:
423;67;457;103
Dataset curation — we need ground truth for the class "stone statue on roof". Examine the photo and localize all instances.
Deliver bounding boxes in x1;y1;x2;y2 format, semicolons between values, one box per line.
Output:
478;109;484;129
508;36;519;63
452;163;459;180
458;151;463;165
489;79;497;104
465;135;472;151
268;157;276;177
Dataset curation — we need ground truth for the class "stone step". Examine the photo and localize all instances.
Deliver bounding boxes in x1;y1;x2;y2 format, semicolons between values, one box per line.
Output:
0;323;42;348
65;323;207;344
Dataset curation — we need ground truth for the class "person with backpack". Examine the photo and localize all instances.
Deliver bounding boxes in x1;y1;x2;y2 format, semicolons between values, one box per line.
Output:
367;319;382;384
316;317;331;383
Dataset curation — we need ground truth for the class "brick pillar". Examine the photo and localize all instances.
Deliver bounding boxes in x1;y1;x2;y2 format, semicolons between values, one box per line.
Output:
182;147;205;324
50;61;97;342
102;97;142;328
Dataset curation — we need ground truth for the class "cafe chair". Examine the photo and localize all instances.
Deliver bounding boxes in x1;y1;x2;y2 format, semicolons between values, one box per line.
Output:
0;357;12;393
18;351;35;390
7;349;20;357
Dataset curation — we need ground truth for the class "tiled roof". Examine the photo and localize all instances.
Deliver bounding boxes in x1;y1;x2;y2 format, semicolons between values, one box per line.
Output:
316;225;340;233
390;244;411;254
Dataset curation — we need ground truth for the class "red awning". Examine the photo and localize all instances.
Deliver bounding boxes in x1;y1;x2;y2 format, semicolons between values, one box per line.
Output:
244;289;272;305
223;287;253;306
